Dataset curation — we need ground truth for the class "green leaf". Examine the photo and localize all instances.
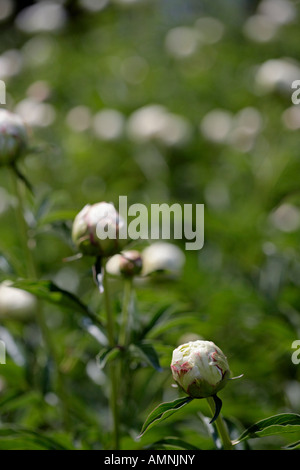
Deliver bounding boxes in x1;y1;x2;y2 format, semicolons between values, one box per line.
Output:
37;209;77;226
283;440;300;449
0;390;41;414
139;305;174;340
146;315;199;339
138;396;193;438
11;279;102;327
233;413;300;445
11;163;34;194
0;426;74;450
209;395;223;424
96;347;122;370
145;436;200;450
11;279;108;346
129;341;162;371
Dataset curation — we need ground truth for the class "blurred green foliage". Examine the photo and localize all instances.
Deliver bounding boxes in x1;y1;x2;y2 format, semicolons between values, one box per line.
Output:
0;0;300;450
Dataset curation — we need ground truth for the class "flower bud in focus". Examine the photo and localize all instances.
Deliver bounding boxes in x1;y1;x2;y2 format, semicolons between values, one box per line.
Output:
72;202;127;257
106;250;143;278
171;340;230;398
0;110;28;165
142;242;185;278
0;281;37;322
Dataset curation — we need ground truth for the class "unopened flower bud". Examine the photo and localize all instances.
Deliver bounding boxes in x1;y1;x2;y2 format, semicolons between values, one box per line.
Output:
0;109;28;165
142;242;185;277
72;202;127;257
171;340;230;398
106;250;143;278
0;281;37;322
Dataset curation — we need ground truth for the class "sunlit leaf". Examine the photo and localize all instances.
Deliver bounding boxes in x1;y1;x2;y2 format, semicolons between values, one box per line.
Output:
233;413;300;445
283;440;300;449
138;396;193;438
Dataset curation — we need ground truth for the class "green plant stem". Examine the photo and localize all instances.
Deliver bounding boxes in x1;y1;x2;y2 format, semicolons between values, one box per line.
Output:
10;168;69;427
206;396;233;450
10;168;36;278
102;264;115;347
118;278;135;426
119;278;133;347
102;263;120;450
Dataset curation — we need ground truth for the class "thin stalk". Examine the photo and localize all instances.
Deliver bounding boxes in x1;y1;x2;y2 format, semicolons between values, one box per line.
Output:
206;396;233;450
10;168;69;427
102;263;120;450
118;277;134;426
10;168;36;278
119;278;133;347
102;264;115;347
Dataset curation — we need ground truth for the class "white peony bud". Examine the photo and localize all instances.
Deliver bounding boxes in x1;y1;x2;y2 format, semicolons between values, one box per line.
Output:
171;340;230;398
106;250;143;278
0;281;37;321
142;242;185;277
0;109;28;165
72;202;127;257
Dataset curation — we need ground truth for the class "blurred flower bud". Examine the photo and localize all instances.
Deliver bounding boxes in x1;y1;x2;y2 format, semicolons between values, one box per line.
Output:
171;340;230;398
0;109;28;165
72;202;127;257
142;242;185;278
0;281;37;322
106;250;143;278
